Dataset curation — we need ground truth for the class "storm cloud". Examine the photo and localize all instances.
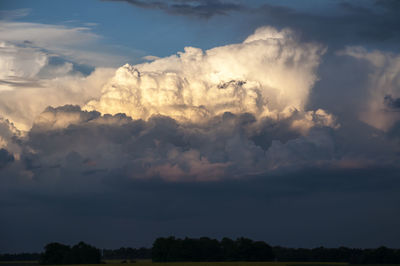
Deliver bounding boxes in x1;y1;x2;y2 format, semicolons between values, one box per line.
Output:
103;0;244;19
106;0;400;49
1;24;399;197
1;1;400;251
84;27;332;131
0;27;350;182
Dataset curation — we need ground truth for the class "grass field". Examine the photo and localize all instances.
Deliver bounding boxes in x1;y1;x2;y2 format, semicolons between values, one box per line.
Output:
1;261;400;266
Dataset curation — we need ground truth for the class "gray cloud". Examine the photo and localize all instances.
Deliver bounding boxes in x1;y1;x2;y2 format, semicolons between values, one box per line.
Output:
0;148;14;168
375;0;400;11
251;1;400;48
17;105;347;183
107;0;400;48
0;101;394;188
104;0;244;19
384;95;400;110
0;77;43;88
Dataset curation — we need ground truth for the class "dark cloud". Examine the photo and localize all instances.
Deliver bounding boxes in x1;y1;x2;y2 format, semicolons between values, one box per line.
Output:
375;0;400;11
0;77;43;88
104;0;244;18
107;0;400;49
0;148;14;168
249;1;400;48
1;103;400;251
387;121;400;145
384;95;400;110
20;105;350;183
5;104;398;184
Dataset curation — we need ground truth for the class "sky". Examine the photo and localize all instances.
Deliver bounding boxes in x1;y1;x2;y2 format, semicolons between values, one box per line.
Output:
1;0;400;253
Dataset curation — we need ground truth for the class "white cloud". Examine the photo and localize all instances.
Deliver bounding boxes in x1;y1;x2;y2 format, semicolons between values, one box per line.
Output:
342;46;400;131
0;22;98;46
0;42;48;83
0;41;115;130
0;65;115;131
0;17;148;131
0;26;347;182
142;55;161;61
0;20;126;67
84;26;332;133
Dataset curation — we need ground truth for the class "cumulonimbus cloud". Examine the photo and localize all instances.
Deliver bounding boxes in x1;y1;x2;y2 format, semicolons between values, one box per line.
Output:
84;26;335;132
0;26;345;182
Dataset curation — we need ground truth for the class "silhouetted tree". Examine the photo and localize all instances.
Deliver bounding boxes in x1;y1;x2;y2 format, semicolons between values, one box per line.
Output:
152;236;274;262
101;247;151;260
221;237;236;261
70;242;101;264
40;241;100;264
40;243;71;264
9;237;400;264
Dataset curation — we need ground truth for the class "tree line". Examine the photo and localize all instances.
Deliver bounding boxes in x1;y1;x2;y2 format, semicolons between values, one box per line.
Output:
0;253;41;261
273;245;400;264
152;237;274;262
2;237;400;264
40;242;101;264
152;237;400;264
102;247;151;260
